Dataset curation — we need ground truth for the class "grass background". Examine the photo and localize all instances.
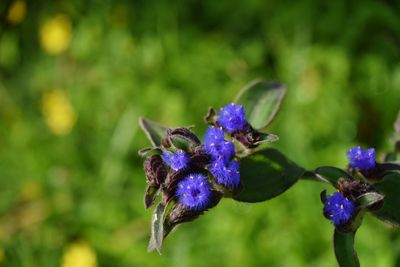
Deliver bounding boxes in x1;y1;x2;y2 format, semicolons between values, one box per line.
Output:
0;0;400;266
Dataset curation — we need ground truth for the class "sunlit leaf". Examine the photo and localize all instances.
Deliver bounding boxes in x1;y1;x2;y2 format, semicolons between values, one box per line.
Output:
147;203;167;253
234;80;286;130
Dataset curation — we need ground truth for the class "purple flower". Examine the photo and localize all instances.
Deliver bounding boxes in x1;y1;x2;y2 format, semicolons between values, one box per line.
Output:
347;146;376;171
203;126;235;163
176;173;212;211
323;192;355;226
217;103;247;134
209;157;241;190
162;150;190;171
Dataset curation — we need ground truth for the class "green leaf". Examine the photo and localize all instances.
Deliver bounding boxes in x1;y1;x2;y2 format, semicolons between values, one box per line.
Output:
315;166;352;186
373;171;400;227
147;202;167;253
233;148;304;203
139;117;168;147
355;192;384;209
234;80;286;130
333;230;360;267
169;136;192;151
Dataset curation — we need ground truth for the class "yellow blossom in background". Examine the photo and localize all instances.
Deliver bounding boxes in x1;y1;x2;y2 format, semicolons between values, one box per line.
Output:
6;0;27;25
39;14;72;55
19;180;43;201
0;247;4;265
61;241;97;267
41;89;76;135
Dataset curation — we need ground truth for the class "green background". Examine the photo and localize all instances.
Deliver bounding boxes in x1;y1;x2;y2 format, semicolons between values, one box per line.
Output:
0;0;400;266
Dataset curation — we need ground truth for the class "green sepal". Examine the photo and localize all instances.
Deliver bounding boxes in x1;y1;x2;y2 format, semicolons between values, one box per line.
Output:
204;107;217;125
166;128;201;152
252;132;279;145
138;147;162;157
144;185;160;209
355;192;384;210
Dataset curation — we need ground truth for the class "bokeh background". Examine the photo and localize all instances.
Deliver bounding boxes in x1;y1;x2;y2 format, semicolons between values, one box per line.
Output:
1;0;400;266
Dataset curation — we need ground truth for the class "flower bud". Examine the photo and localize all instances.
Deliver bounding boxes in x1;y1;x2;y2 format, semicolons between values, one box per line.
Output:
144;155;168;187
338;179;374;201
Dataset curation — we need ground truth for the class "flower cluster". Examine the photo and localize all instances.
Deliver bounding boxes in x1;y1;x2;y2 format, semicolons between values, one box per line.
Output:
158;147;216;212
323;192;355;226
347;146;376;171
142;103;253;218
321;146;387;230
139;81;399;260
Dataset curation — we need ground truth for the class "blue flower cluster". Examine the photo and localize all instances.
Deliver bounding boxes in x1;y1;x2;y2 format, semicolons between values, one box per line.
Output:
171;103;248;210
204;126;240;190
323;192;355;226
176;173;212;211
162;150;190;171
217;103;247;133
347;146;376;171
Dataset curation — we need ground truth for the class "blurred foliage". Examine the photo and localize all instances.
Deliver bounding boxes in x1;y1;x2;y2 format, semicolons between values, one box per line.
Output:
0;0;399;266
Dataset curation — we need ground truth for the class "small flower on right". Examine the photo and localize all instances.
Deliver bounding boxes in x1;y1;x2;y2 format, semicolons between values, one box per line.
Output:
347;146;376;171
323;192;355;226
